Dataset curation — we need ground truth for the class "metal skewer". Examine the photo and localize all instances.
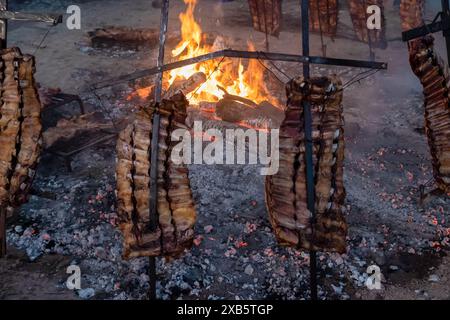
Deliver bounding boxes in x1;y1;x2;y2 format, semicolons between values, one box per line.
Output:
148;0;170;300
301;0;318;301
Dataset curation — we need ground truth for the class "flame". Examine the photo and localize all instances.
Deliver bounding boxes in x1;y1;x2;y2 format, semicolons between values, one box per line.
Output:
166;0;278;107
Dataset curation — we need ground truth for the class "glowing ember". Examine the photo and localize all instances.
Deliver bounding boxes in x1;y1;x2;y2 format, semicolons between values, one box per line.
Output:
130;0;280;108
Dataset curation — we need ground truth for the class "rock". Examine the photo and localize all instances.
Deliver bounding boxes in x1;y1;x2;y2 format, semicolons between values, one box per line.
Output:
14;225;23;233
331;284;343;295
183;268;202;286
334;256;344;266
204;225;214;234
78;288;95;299
244;264;254;276
389;265;399;271
372;252;386;266
428;274;439;282
95;247;107;260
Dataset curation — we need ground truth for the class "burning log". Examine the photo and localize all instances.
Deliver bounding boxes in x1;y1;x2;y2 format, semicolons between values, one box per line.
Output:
408;36;450;193
248;0;283;37
265;76;347;253
116;93;196;259
0;48;43;256
215;99;284;128
347;0;387;49
164;72;207;99
129;72;206;102
215;86;284;128
309;0;338;37
216;99;258;123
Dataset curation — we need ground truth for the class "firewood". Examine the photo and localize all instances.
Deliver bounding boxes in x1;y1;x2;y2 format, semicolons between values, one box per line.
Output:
265;75;347;253
215;85;284;127
217;85;259;108
164;72;206;99
309;0;338;37
347;0;387;49
116;93;196;259
408;36;450;192
0;48;43;256
216;98;284;128
216;99;257;123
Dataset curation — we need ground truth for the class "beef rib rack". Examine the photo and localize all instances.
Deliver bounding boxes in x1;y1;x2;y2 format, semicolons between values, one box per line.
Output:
0;48;42;217
399;0;450;193
265;76;347;253
309;0;339;37
399;0;425;32
0;48;43;256
247;0;282;37
408;36;450;193
116;93;197;259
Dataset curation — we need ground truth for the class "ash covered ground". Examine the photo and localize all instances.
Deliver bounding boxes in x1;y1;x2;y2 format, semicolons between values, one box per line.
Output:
1;0;450;300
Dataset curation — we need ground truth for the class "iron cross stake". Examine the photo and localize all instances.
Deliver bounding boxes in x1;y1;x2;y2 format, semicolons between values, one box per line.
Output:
0;0;62;49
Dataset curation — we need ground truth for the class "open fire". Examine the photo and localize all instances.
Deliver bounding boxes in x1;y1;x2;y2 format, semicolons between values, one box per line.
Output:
131;0;281;112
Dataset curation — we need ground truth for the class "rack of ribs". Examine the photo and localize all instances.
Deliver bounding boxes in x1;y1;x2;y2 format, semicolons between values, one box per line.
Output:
0;48;43;256
408;36;450;193
0;48;42;218
309;0;339;37
116;93;197;259
248;0;283;37
265;76;347;253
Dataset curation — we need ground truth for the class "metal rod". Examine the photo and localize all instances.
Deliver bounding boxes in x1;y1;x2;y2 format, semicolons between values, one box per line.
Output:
148;0;170;301
0;11;62;24
402;21;443;41
92;50;386;90
364;0;375;61
442;0;450;64
302;0;310;77
301;0;318;301
263;0;269;52
315;0;327;57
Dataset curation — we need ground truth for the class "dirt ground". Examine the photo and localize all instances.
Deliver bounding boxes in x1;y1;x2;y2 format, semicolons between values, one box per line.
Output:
1;0;449;300
0;248;77;300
